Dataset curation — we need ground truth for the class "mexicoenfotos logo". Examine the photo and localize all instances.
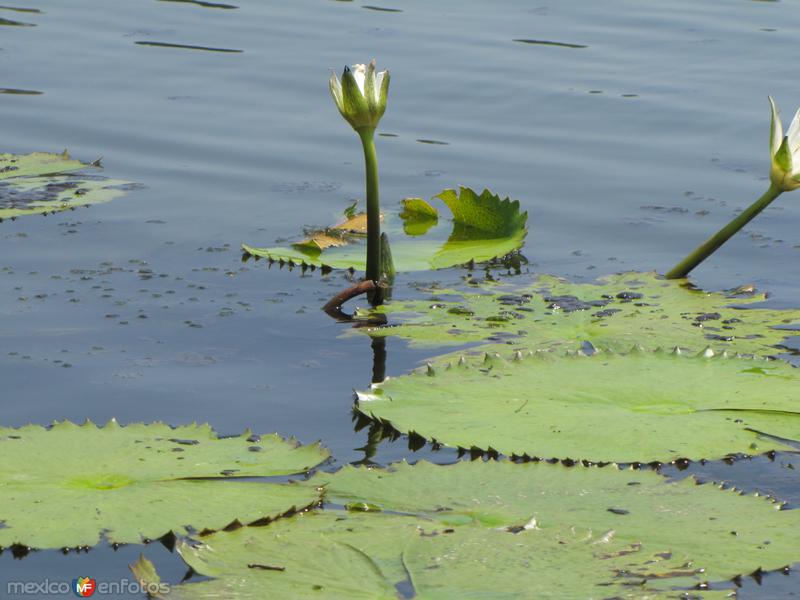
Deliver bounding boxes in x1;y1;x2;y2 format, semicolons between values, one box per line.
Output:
72;577;97;597
7;577;168;596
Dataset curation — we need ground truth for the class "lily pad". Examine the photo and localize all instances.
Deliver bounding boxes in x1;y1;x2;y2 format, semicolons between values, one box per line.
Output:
0;151;132;220
356;348;800;463
356;271;800;356
0;420;329;549
136;461;800;598
242;187;527;272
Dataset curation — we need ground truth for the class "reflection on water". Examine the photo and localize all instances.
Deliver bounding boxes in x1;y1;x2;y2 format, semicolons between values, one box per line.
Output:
0;87;42;95
512;38;588;49
134;41;243;53
0;16;33;25
362;5;402;12
0;5;40;13
157;0;238;9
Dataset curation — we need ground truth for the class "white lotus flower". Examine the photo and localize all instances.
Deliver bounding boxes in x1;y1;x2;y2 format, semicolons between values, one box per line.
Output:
329;59;390;131
769;96;800;192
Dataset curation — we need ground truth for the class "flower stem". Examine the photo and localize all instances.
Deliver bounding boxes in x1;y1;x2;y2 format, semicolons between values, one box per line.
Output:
357;127;381;284
665;184;782;279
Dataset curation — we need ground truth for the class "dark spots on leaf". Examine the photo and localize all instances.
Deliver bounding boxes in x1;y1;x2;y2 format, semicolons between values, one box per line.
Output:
248;563;285;571
705;334;734;342
447;306;474;316
615;291;644;301
545;295;608;312
607;508;630;515
695;312;721;322
169;438;200;445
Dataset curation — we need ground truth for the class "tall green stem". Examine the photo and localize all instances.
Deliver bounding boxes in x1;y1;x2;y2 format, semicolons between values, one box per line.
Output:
665;184;782;279
358;127;381;283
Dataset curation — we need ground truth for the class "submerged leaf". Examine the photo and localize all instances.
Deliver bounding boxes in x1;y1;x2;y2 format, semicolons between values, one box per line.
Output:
0;151;133;220
358;271;800;356
243;186;528;272
356;348;800;462
0;421;328;549
154;461;799;598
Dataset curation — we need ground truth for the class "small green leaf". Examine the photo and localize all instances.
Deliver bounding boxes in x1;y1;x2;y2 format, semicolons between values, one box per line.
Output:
436;187;525;238
399;197;438;236
0;421;329;549
343;199;359;220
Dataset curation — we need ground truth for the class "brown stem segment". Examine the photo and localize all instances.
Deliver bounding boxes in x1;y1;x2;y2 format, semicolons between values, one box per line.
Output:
323;280;376;316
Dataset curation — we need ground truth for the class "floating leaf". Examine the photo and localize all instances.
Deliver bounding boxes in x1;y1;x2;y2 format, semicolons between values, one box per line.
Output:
356;349;800;463
399;197;438;236
0;421;328;549
148;461;799;598
242;187;527;272
0;151;85;179
357;271;800;356
0;151;133;220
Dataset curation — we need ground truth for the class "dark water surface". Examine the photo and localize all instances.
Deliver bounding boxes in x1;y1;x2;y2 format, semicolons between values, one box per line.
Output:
1;0;799;597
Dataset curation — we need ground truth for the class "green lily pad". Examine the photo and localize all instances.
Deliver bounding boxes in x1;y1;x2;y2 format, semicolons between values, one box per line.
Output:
355;271;800;356
0;420;329;549
356;348;800;463
243;187;527;272
136;461;799;598
0;151;132;220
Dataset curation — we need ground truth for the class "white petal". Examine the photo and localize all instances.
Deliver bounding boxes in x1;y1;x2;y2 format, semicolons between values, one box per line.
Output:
769;96;783;156
329;72;342;105
375;71;386;103
786;106;800;149
351;63;367;97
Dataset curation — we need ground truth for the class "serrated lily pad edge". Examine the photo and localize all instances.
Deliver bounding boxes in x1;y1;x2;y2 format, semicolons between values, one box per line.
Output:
0;419;330;553
353;346;799;468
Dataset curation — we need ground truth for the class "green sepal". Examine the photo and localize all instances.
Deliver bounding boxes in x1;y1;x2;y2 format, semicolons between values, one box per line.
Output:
341;67;370;129
774;135;793;173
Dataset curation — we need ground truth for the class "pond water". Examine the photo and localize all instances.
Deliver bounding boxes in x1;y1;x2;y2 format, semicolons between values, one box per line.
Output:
1;0;799;597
